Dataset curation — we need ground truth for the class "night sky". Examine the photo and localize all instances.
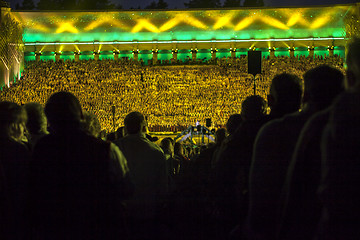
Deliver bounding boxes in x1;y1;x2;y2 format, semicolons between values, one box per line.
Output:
5;0;359;10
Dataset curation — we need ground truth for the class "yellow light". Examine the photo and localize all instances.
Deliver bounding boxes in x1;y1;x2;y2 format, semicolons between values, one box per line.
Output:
56;22;78;33
234;17;253;31
32;23;50;33
287;13;301;27
260;16;289;30
160;17;181;32
213;14;234;30
84;14;129;31
310;15;331;29
132;19;159;33
182;14;208;30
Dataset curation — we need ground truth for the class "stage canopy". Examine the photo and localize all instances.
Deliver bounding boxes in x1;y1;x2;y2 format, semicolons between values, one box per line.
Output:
12;4;356;54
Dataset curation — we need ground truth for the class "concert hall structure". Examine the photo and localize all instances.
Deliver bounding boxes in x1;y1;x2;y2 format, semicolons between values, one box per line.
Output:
0;3;358;87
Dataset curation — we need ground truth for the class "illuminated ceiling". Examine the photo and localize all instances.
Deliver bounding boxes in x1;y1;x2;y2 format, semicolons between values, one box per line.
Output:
11;4;356;52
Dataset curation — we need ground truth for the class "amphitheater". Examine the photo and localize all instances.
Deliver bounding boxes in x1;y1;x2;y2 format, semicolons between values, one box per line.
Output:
0;3;358;132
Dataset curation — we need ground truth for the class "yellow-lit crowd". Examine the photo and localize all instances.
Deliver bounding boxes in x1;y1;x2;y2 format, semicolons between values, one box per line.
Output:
0;55;344;132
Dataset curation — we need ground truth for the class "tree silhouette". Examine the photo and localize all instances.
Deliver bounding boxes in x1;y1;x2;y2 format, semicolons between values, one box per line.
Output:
37;0;115;10
223;0;241;7
16;0;35;10
243;0;264;7
145;0;168;9
184;0;221;8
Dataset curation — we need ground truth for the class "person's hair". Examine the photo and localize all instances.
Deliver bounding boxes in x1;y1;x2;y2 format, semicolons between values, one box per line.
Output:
82;111;101;138
174;141;184;156
0;101;27;138
24;102;47;135
270;73;302;114
124;111;146;134
241;95;267;121
303;65;344;108
226;114;242;135
44;91;83;132
160;137;174;157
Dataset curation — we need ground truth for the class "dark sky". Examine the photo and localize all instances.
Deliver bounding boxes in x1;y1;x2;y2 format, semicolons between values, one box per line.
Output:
5;0;358;9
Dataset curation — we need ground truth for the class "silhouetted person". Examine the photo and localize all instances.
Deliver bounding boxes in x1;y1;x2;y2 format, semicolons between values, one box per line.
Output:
267;73;303;120
0;101;29;240
318;38;360;240
114;111;168;240
247;73;302;240
24;102;49;151
29;91;132;240
214;95;268;239
280;65;344;240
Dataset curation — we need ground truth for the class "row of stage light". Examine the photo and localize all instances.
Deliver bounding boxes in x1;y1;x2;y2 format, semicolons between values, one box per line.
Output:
26;37;345;47
27;37;344;56
32;45;338;56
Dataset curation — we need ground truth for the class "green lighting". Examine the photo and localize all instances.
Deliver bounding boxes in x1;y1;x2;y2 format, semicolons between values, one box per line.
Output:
12;5;353;51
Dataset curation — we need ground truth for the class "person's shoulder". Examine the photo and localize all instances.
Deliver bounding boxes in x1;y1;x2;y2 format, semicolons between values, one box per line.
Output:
257;117;283;137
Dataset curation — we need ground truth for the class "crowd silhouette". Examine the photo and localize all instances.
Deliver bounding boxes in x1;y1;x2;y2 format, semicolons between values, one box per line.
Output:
1;40;358;240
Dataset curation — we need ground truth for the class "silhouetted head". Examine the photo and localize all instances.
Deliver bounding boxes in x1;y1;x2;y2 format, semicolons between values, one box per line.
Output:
215;128;226;146
45;91;83;132
268;73;302;117
24;102;48;135
160;137;174;157
124;111;147;135
241;95;267;121
0;101;27;141
226;114;242;135
174;141;184;156
346;37;360;89
303;65;344;109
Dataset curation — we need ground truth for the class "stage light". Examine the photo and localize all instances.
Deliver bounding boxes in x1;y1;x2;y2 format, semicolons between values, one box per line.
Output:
213;14;234;30
132;19;159;33
181;14;208;30
160;17;181;32
310;15;331;29
55;22;78;33
84;15;129;32
287;13;302;27
234;17;253;31
260;16;289;30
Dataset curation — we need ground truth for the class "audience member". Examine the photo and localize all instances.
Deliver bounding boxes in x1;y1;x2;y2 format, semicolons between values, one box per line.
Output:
214;95;268;239
29;91;132;240
318;38;360;240
23;102;49;150
279;65;345;240
0;101;30;240
81;111;101;138
114;111;168;240
247;73;302;240
0;56;345;132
